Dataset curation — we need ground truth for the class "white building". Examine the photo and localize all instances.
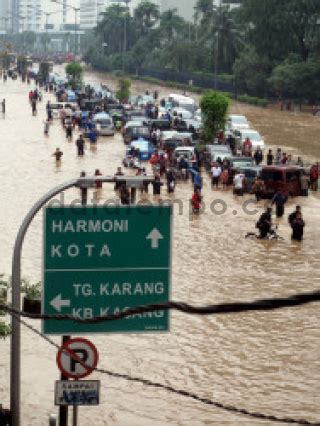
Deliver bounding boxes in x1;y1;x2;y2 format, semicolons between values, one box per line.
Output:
0;0;11;32
19;0;41;32
80;0;108;30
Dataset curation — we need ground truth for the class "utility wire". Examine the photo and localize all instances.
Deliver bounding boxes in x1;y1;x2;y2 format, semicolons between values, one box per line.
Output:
1;290;319;323
10;312;320;425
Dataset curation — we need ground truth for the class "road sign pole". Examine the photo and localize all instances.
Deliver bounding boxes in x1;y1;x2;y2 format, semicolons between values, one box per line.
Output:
10;175;155;425
59;336;70;426
11;180;77;426
72;406;78;426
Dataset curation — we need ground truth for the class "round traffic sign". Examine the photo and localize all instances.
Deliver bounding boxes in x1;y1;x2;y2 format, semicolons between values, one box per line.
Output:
57;338;99;379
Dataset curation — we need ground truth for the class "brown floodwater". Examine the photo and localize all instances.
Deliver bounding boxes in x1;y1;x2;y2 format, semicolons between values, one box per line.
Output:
0;67;319;425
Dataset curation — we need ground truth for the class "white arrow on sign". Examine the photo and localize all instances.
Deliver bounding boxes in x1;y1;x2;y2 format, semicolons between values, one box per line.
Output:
146;228;164;249
50;294;71;312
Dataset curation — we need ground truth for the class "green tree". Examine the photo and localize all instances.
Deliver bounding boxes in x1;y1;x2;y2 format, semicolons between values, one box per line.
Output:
200;91;230;141
65;62;83;89
134;0;160;36
269;57;320;101
116;78;131;103
241;0;320;62
97;5;133;55
233;47;271;96
159;9;186;44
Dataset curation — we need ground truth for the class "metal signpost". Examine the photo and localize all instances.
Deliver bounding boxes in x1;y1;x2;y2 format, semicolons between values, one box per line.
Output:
42;205;172;334
10;176;156;426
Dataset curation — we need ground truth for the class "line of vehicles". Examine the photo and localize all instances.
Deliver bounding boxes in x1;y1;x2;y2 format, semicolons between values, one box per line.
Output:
217;114;306;197
47;70;308;199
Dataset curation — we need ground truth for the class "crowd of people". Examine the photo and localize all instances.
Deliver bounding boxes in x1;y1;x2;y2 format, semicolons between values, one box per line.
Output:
3;65;312;244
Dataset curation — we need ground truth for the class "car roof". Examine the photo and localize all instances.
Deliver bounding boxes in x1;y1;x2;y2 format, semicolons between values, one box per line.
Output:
228;114;248;119
262;165;303;170
207;144;231;152
240;129;260;135
175;146;194;151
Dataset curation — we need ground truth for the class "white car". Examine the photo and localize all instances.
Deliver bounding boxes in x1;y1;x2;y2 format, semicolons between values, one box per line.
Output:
93;112;114;136
235;129;265;151
174;146;196;161
226;114;250;133
194;109;202;122
172;108;193;120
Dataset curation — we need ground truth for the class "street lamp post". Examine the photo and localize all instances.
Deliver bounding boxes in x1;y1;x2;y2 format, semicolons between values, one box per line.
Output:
51;0;80;58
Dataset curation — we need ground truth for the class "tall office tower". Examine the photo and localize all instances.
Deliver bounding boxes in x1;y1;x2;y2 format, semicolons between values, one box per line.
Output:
80;0;109;30
19;0;41;32
0;0;11;32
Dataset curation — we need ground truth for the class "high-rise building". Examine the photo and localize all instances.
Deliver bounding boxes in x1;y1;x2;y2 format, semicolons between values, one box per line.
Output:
19;0;41;32
80;0;108;30
0;0;11;33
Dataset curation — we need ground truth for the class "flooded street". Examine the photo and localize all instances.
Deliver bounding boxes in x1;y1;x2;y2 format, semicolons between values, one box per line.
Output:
0;68;320;425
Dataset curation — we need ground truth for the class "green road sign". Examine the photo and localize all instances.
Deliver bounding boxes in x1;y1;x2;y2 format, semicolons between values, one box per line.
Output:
42;206;172;334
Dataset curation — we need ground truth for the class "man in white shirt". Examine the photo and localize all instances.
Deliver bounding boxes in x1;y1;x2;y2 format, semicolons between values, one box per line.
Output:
233;173;246;195
211;163;222;188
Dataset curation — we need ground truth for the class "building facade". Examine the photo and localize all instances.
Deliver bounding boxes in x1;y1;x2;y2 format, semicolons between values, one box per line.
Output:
80;0;108;30
19;0;41;32
0;0;11;32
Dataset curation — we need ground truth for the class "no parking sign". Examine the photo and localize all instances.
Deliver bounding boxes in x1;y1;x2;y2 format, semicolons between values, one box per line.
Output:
56;338;99;379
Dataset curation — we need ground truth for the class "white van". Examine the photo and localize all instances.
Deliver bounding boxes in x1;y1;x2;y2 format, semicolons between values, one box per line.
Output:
168;94;197;113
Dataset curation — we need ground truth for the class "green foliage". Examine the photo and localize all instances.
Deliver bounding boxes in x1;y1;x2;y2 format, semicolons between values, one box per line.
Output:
116;78;131;102
269;58;320;101
237;95;268;107
84;0;320;102
241;0;320;62
0;274;10;338
200;91;230;141
0;322;11;339
233;47;271;96
21;279;41;300
0;274;9;317
65;62;84;89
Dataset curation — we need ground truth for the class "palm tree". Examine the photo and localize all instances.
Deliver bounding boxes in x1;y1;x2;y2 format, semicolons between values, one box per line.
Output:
160;8;186;44
134;0;160;36
97;5;129;54
194;0;214;28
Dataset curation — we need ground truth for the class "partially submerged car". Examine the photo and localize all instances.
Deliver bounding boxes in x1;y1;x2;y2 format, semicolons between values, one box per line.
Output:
260;166;304;197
